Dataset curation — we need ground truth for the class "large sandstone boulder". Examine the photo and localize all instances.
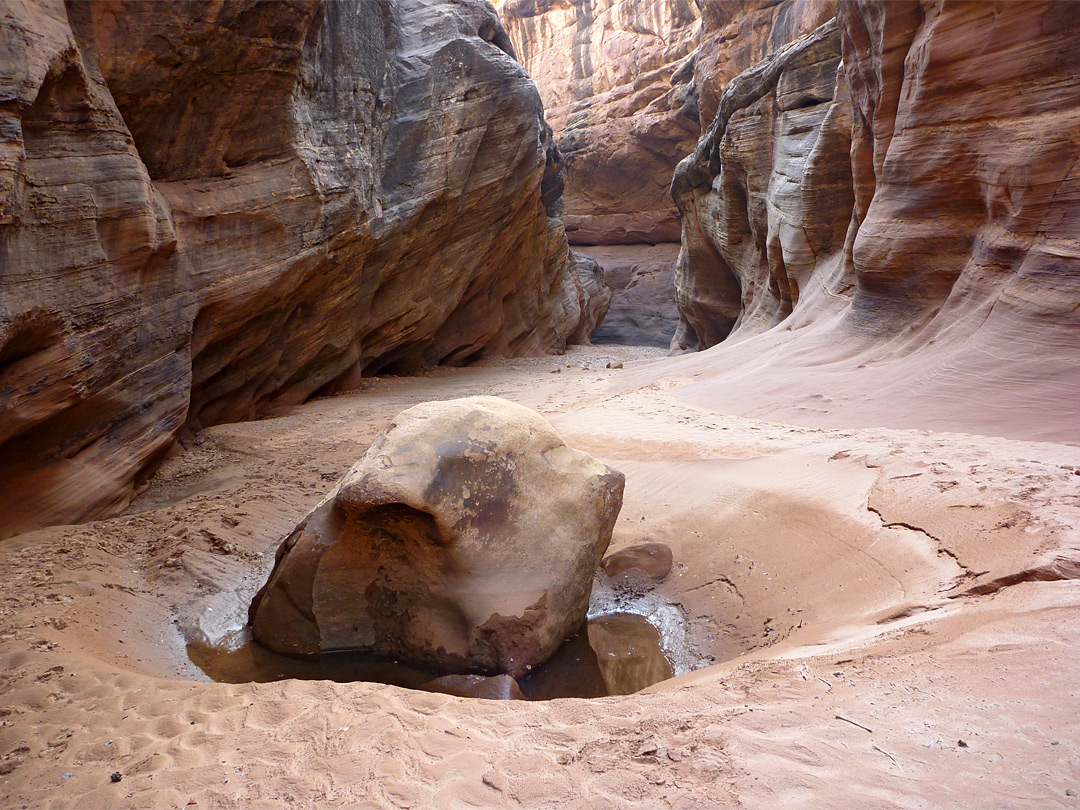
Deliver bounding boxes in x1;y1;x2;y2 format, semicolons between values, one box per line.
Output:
0;0;604;540
249;396;625;678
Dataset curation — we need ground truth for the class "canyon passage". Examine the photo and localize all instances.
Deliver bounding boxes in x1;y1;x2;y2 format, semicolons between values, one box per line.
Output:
2;1;1080;809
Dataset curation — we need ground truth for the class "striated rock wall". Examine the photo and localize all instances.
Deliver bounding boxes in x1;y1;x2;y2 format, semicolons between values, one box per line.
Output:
579;244;681;347
668;0;1080;439
0;0;603;540
498;0;701;246
671;18;852;349
694;0;835;128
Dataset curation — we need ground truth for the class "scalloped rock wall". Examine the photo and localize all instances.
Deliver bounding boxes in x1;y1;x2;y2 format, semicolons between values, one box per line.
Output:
0;0;603;540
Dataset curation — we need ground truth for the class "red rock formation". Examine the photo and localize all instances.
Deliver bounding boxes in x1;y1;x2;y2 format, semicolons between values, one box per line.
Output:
0;0;605;540
498;0;701;245
671;18;852;349
667;1;1080;441
579;243;681;346
695;0;836;127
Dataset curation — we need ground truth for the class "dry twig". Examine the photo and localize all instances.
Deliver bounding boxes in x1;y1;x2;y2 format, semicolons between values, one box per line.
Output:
835;714;873;733
873;744;904;772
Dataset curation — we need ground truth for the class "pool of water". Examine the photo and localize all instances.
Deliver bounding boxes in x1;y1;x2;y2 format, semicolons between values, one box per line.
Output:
188;610;674;700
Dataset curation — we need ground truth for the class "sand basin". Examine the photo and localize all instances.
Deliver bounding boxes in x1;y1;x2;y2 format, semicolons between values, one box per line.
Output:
2;345;1078;809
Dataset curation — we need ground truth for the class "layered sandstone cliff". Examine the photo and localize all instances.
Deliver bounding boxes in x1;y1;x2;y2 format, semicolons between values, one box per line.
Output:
498;0;701;246
668;0;1080;440
496;0;834;347
0;0;604;540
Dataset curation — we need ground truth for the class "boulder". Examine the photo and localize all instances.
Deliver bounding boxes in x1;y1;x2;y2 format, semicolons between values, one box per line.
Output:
249;396;625;678
600;542;673;585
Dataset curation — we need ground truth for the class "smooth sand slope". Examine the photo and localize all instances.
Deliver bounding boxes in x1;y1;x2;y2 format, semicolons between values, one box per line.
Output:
2;345;1078;809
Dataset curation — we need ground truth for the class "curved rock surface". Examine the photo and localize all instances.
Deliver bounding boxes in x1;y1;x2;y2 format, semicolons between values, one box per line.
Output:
694;0;836;128
666;1;1080;440
498;0;701;245
0;0;605;540
249;396;625;678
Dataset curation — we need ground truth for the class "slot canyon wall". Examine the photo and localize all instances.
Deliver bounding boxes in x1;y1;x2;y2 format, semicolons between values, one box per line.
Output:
497;0;834;346
664;0;1080;441
0;0;607;540
497;0;701;246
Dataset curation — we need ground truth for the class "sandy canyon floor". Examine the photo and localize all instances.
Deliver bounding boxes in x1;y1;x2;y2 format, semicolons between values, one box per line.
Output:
2;345;1078;809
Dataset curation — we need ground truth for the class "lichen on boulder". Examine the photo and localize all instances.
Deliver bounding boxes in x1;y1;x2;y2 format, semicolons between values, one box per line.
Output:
249;396;624;678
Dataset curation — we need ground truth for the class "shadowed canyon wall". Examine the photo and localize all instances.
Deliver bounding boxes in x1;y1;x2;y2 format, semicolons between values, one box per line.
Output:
0;0;605;540
666;0;1080;441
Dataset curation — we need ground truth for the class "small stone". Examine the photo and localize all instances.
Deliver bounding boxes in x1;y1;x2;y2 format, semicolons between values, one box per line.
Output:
110;772;123;783
600;542;673;586
957;740;968;748
606;361;623;369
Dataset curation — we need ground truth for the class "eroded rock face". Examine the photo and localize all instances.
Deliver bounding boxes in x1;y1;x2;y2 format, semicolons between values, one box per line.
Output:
694;0;836;128
498;0;701;245
567;251;613;344
249;396;625;678
671;18;852;349
669;1;1075;365
669;1;1080;436
0;0;602;540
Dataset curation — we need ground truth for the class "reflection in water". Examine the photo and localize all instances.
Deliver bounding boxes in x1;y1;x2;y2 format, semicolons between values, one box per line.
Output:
588;613;673;694
188;612;672;700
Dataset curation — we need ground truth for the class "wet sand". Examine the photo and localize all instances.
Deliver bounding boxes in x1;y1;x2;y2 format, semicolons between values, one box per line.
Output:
2;344;1078;809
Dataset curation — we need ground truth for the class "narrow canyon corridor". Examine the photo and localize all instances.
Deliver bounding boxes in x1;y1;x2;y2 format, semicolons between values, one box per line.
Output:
2;1;1080;808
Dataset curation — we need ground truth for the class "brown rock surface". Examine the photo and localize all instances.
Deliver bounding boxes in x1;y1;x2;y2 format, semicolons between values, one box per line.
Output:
665;1;1080;439
694;0;836;127
671;18;852;350
578;243;681;346
498;0;701;245
0;0;600;541
249;396;625;677
600;541;673;584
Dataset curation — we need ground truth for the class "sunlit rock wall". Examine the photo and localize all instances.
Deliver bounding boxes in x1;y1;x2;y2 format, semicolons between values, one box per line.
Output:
498;0;701;245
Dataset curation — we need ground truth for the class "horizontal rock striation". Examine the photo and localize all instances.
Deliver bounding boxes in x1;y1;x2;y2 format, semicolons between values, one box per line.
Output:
694;0;836;129
667;0;1080;441
671;17;852;350
498;0;701;245
0;0;606;540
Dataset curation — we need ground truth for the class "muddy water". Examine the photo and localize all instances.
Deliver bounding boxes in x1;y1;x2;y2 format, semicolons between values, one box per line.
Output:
188;612;673;700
